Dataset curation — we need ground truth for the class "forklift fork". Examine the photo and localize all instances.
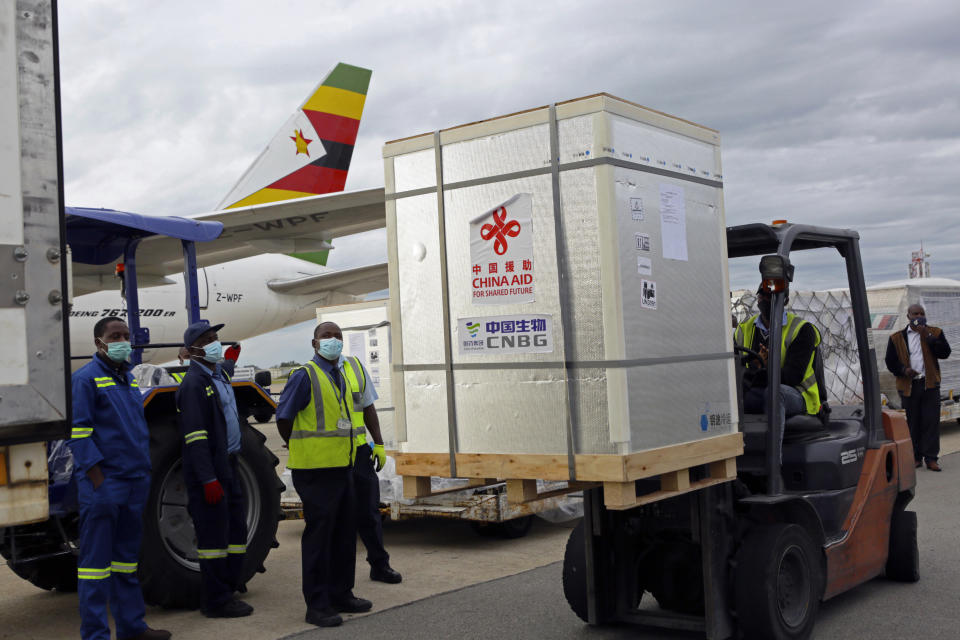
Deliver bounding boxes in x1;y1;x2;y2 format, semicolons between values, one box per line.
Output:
583;484;736;639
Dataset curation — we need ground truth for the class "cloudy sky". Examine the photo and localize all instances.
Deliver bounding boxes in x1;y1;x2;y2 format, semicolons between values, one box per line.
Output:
57;1;960;367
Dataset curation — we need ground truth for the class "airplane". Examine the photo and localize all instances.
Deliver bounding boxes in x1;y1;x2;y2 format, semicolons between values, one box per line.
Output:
66;63;389;366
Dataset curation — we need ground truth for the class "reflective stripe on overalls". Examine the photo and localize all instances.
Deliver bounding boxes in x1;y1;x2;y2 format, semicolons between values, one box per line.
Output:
735;312;822;415
287;359;366;469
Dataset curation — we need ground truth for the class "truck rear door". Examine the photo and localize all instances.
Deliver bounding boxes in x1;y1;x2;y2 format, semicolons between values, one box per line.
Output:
0;1;70;525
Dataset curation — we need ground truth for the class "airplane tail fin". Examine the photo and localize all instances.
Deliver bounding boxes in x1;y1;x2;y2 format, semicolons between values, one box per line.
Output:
217;63;372;211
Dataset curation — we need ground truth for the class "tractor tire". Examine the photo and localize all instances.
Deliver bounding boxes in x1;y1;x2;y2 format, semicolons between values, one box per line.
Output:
886;509;919;582
139;418;283;608
5;553;78;592
0;517;79;593
734;524;822;640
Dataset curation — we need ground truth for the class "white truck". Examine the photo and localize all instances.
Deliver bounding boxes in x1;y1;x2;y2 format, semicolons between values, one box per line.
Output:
0;0;71;527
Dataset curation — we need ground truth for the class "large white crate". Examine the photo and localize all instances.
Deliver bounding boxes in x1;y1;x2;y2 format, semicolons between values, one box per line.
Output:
384;94;740;482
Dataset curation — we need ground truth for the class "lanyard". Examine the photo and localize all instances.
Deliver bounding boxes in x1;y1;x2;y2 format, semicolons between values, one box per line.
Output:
319;368;350;419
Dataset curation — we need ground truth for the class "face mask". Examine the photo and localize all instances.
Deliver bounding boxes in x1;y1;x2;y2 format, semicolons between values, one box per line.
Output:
100;340;132;363
316;338;343;360
202;341;224;363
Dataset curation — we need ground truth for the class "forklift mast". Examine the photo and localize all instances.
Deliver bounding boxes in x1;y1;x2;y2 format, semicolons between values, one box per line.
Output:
726;222;882;495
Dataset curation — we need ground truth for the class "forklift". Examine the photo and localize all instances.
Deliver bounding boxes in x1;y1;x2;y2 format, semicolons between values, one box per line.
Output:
562;222;919;640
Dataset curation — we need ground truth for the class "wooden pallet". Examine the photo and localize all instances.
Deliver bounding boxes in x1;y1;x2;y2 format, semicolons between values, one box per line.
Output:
394;432;743;508
602;457;738;510
401;476;499;500
400;475;597;504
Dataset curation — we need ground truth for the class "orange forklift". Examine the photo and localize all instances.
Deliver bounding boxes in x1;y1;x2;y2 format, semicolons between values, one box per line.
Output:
562;223;919;639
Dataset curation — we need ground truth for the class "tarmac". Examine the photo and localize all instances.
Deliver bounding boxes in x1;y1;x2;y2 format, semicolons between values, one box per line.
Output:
283;449;960;640
1;420;958;639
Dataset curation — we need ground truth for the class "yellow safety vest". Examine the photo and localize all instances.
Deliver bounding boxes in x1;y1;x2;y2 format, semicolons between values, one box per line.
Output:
288;357;367;469
734;312;822;415
345;358;370;449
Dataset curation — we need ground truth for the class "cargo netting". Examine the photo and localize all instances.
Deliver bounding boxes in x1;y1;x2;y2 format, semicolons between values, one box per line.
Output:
732;290;863;405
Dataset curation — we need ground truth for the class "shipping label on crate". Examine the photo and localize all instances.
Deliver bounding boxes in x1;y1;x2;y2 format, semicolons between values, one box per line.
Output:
458;314;553;355
469;193;535;305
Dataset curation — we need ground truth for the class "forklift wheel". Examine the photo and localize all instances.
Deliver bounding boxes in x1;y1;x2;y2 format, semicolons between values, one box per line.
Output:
886;509;919;582
734;524;821;640
562;520;590;622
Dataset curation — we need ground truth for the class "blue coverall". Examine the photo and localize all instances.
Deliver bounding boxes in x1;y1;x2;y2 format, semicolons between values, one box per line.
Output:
175;360;247;611
69;354;152;640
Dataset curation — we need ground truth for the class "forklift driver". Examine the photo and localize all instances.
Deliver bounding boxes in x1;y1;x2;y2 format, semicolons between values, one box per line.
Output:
734;282;824;459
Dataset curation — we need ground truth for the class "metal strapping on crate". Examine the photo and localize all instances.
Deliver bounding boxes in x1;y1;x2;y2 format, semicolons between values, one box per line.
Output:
384;137;408;446
393;351;736;372
383;156;723;202
434;131;460;477
549;104;579;482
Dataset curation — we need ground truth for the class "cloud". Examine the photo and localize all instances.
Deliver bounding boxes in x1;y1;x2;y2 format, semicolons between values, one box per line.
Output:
57;0;960;358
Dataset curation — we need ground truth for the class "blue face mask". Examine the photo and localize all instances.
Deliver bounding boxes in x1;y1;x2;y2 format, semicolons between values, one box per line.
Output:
202;341;224;363
316;338;343;360
101;340;132;363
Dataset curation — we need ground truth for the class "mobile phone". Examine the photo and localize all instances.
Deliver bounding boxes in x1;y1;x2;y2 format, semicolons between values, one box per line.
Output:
911;317;927;328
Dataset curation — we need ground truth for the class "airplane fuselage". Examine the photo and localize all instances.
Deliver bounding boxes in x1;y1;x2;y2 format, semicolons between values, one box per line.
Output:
69;254;360;366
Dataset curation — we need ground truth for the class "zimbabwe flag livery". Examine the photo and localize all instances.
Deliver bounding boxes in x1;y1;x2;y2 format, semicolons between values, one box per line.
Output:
218;63;371;210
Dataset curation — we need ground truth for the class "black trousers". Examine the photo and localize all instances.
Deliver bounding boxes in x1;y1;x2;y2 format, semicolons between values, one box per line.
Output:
186;458;247;610
292;467;356;611
353;444;389;569
901;379;941;462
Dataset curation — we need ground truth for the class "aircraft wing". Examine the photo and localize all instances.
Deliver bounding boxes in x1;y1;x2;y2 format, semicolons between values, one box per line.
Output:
69;187;387;296
267;262;388;298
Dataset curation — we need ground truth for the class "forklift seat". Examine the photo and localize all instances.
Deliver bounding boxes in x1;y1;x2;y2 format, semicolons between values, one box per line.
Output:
738;411;868;493
784;413;828;434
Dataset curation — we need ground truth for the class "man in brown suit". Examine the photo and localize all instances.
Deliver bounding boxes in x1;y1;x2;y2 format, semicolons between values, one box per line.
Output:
884;304;952;471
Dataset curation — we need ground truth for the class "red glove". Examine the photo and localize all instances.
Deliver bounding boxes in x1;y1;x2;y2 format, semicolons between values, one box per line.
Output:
203;480;224;504
224;344;241;362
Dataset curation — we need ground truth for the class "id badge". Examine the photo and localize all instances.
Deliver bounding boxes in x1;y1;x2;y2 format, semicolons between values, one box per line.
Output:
337;418;352;431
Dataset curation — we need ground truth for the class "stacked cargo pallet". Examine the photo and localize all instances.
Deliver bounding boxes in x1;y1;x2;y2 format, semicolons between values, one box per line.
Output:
383;94;742;510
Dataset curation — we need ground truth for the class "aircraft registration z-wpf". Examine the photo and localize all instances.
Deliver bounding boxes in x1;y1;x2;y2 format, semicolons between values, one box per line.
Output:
66;63;388;365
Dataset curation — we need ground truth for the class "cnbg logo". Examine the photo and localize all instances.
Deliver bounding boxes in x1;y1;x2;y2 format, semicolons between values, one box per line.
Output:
466;322;480;338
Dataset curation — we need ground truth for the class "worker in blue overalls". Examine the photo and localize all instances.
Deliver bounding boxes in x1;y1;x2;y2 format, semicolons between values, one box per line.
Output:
176;321;253;618
69;316;171;640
